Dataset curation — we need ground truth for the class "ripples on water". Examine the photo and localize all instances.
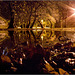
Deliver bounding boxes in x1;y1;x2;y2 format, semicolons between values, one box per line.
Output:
0;29;75;74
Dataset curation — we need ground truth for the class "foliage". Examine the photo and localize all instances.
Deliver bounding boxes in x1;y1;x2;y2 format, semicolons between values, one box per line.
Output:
0;1;70;28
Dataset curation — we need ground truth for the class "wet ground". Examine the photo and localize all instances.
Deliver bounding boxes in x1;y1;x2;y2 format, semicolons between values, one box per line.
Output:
0;29;75;74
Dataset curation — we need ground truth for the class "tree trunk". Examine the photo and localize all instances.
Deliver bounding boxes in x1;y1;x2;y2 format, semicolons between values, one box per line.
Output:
30;16;36;28
38;21;43;28
26;15;31;28
8;2;14;28
8;13;14;28
26;7;32;28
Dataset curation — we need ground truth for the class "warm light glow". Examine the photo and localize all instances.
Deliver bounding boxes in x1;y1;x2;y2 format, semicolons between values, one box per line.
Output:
71;8;75;15
64;8;75;21
41;35;43;40
19;58;22;64
71;8;75;11
72;12;75;16
27;41;28;44
41;20;43;23
17;27;21;29
61;2;75;23
23;54;25;57
32;27;41;29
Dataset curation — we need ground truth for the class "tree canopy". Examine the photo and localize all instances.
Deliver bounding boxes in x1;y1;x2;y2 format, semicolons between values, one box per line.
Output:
0;1;73;28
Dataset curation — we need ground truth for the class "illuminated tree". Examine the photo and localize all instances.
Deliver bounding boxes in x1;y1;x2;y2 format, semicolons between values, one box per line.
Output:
13;1;59;28
0;1;70;28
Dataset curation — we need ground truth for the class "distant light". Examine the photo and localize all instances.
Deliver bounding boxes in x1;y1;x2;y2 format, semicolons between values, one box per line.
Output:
41;35;43;40
71;8;75;15
41;20;43;23
27;41;28;44
19;34;20;37
65;58;71;62
66;8;75;20
20;58;22;64
23;53;26;58
17;27;21;29
70;61;74;65
72;8;75;11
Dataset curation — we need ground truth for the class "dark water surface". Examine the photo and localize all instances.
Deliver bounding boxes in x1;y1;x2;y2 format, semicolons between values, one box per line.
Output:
0;29;75;74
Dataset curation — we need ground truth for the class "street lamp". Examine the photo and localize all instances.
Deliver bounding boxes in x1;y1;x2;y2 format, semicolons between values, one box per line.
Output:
65;8;75;21
71;8;75;15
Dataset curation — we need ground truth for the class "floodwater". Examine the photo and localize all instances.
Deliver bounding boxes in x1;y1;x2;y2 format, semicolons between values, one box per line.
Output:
0;29;75;74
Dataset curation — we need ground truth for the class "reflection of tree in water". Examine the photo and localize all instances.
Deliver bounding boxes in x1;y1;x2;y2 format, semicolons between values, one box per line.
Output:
8;31;14;41
13;30;43;47
31;30;43;46
8;31;15;48
0;30;67;49
0;31;9;43
0;31;14;49
9;30;62;48
40;30;57;48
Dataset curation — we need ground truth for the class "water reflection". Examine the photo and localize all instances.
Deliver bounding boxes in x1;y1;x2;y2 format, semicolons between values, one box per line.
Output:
0;30;75;74
0;30;9;43
0;30;75;48
7;30;58;48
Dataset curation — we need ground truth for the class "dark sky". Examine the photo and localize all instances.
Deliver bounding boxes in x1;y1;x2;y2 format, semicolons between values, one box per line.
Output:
0;1;11;19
